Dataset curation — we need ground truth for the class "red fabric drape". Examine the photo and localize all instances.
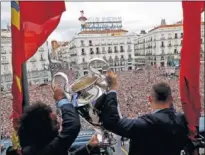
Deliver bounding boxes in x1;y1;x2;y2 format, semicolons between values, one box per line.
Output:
11;1;65;127
180;1;204;140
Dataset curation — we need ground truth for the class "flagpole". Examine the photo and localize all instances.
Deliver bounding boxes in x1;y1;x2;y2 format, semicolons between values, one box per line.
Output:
22;63;30;111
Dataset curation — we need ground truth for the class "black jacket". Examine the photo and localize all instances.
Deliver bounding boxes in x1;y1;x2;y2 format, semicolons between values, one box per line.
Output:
22;101;90;155
98;92;189;155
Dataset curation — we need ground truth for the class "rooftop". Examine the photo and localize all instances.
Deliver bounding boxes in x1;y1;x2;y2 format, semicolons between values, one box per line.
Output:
149;22;205;32
78;29;128;35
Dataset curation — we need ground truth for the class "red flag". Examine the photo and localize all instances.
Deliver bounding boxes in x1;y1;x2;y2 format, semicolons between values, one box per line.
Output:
180;1;204;141
11;1;65;127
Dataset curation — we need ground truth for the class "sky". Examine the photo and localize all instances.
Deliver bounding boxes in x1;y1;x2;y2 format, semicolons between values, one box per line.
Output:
1;2;204;42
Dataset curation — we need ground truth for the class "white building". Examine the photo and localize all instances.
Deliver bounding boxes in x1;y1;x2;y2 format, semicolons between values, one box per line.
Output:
67;30;137;76
1;28;51;91
54;12;138;77
134;20;204;67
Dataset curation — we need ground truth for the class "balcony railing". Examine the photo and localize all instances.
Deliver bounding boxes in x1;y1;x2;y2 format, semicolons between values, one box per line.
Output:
168;44;172;47
101;43;106;45
96;51;101;54
108;50;112;53
1;61;9;64
30;58;36;62
90;52;94;55
160;45;165;48
108;43;112;45
70;53;77;56
127;41;132;44
89;43;93;46
120;49;124;52
160;37;165;40
102;50;106;54
127;49;132;52
69;45;76;50
81;44;85;47
114;50;118;53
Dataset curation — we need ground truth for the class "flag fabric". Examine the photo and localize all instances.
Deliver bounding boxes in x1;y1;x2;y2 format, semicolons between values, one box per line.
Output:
180;1;204;140
11;1;65;129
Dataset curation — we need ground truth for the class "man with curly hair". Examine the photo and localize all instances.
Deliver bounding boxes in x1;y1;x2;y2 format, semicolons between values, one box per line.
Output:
17;86;98;155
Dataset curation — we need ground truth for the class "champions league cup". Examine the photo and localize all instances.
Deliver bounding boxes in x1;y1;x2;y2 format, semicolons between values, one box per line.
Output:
51;58;117;146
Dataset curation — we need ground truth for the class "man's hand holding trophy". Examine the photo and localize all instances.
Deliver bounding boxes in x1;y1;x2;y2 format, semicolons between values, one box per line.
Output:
51;58;117;148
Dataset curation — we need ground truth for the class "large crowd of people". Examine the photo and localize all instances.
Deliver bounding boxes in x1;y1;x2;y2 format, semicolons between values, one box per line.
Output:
1;65;204;139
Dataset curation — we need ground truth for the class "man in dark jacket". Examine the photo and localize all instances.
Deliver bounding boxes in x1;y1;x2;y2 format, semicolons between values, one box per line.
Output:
17;86;98;155
96;71;189;155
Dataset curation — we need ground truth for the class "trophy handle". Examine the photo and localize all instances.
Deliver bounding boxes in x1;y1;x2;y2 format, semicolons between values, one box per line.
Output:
51;72;72;102
88;58;109;78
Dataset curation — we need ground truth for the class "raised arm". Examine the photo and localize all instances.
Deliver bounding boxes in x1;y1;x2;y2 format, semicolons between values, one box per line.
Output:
40;98;81;155
99;92;148;138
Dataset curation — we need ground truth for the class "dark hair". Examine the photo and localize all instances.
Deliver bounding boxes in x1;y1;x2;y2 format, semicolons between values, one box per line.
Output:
6;146;19;155
151;82;172;102
18;102;58;148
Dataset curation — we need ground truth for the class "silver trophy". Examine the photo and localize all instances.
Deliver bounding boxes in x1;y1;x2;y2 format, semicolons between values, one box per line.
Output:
51;58;116;146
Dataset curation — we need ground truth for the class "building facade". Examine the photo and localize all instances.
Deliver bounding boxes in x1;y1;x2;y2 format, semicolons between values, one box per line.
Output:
67;31;137;76
134;20;204;68
1;28;51;91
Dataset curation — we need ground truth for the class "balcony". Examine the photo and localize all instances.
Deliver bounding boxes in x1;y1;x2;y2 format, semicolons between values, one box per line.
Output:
127;41;132;44
168;44;172;47
101;43;106;46
30;58;36;62
160;37;165;40
113;42;118;45
81;44;85;47
120;42;124;45
1;50;7;54
108;42;112;45
114;50;118;53
108;50;112;53
168;36;172;39
89;43;93;46
1;60;9;64
102;50;106;54
82;52;86;56
95;43;100;46
160;45;165;48
90;51;94;55
70;53;77;57
127;49;132;52
69;45;76;50
120;49;124;53
96;51;101;54
174;44;178;47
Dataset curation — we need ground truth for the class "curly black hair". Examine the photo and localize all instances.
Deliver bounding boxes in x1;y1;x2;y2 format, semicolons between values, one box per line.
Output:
18;102;58;148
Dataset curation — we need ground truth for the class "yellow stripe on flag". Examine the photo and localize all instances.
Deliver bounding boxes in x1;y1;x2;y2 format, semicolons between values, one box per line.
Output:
15;75;22;93
11;2;20;30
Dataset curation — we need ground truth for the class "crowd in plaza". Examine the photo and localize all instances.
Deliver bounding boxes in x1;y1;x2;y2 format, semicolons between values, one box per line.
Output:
1;65;204;139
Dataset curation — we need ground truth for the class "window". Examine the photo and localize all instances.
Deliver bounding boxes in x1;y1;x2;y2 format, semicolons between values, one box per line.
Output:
4;65;8;70
175;33;178;39
96;47;99;54
120;46;124;52
181;40;183;46
90;48;93;54
128;45;131;50
114;46;117;52
161;41;164;47
81;48;85;55
108;47;112;53
89;40;92;46
80;40;84;46
174;49;177;54
82;58;85;62
181;33;183;38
